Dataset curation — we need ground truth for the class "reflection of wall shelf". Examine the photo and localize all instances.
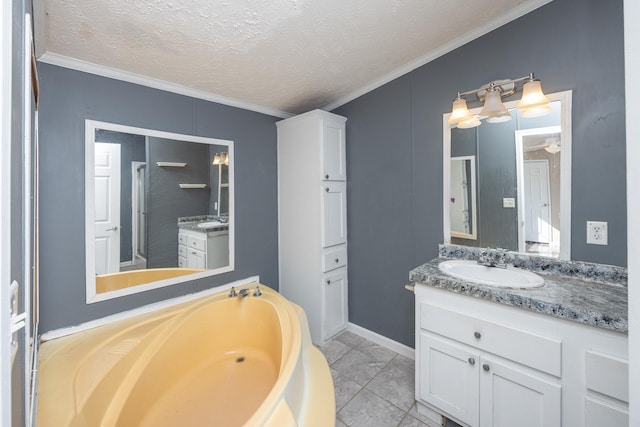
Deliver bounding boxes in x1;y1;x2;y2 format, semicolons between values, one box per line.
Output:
179;183;207;189
220;183;229;188
157;162;187;167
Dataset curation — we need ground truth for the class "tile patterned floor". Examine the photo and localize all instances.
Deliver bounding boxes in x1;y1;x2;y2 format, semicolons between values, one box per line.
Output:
319;331;443;427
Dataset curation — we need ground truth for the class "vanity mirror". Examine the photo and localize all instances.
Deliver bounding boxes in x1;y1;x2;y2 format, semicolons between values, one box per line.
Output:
443;91;572;259
85;120;234;303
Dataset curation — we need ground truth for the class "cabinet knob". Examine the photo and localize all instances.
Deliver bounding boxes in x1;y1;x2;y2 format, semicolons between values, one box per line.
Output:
468;357;475;366
474;331;481;339
335;258;339;263
325;174;329;179
482;364;490;372
325;187;330;192
327;279;331;284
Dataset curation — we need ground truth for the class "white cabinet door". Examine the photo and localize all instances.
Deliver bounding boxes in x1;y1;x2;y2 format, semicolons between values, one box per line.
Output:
323;269;348;340
321;182;347;248
186;249;206;269
479;355;561;427
322;122;346;181
419;332;479;427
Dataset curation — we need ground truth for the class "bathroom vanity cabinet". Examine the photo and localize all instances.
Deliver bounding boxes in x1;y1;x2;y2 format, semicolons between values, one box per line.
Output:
277;109;348;346
178;228;229;270
414;284;628;427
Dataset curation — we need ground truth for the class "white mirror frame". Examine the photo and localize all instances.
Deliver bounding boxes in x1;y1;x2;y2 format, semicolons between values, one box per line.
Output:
85;120;235;303
443;90;572;259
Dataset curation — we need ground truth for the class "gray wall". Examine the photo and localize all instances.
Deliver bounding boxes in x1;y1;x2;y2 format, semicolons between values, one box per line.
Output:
333;0;626;347
146;137;211;268
37;63;280;333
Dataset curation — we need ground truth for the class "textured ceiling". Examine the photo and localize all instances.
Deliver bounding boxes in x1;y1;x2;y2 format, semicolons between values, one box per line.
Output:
37;0;551;116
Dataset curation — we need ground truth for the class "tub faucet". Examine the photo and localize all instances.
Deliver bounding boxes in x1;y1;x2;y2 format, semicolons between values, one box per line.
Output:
238;288;251;298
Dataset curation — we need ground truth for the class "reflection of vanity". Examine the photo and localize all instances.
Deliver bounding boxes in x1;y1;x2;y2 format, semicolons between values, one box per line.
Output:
177;216;229;270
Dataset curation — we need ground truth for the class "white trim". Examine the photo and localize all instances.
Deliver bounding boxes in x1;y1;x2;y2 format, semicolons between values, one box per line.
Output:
347;322;415;360
323;0;555;111
85;119;236;304
37;52;292;119
130;161;145;263
0;0;12;423
443;90;571;260
43;275;260;341
624;0;640;423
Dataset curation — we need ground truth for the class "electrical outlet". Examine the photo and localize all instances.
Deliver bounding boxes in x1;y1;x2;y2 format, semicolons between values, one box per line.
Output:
503;198;516;208
587;221;608;245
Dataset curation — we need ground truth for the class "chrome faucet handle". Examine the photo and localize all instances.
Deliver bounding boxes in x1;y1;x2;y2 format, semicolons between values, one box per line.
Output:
229;287;237;297
253;285;262;297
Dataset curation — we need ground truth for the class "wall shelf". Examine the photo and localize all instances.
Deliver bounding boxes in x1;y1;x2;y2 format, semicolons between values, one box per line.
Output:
156;162;187;167
179;183;207;189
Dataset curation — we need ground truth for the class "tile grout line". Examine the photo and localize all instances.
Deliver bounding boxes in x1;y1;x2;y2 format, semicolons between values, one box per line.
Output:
327;335;420;425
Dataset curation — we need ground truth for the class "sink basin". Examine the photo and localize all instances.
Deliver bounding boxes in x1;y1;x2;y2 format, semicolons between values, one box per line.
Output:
438;260;544;289
197;221;227;228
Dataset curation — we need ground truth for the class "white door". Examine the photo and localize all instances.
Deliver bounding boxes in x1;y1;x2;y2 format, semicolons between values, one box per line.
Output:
524;160;551;243
323;269;348;340
479;355;561;427
321;182;347;247
94;142;121;275
321;122;346;181
418;332;480;427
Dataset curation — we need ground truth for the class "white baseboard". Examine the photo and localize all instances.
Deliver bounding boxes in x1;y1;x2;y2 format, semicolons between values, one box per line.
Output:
347;322;415;360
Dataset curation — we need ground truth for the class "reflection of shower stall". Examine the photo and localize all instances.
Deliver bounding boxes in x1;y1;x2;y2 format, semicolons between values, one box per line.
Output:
131;162;147;270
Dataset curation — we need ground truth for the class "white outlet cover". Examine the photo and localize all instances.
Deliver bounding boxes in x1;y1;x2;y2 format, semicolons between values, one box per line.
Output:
587;221;608;245
503;198;516;208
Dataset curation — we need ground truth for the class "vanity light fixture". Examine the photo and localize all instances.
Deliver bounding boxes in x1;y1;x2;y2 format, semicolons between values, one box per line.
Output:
448;73;551;129
211;152;229;166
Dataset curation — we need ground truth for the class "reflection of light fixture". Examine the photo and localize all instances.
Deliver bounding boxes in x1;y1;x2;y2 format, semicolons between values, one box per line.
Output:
448;73;551;129
211;151;229;166
544;137;561;154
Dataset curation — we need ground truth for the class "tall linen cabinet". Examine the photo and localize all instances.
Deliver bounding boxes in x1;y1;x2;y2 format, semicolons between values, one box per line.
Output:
277;110;348;346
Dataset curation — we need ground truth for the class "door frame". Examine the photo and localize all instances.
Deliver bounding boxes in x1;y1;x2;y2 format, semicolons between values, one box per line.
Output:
523;159;552;244
515;125;570;258
130;161;146;264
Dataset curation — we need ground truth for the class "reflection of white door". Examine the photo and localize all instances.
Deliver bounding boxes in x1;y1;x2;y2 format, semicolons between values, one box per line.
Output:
524;160;551;243
94;143;121;274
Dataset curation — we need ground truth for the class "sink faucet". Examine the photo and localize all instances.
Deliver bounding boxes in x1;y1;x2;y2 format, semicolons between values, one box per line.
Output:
477;248;509;269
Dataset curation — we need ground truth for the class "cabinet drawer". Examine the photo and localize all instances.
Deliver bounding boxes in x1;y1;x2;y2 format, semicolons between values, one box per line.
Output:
322;246;347;272
187;235;206;252
178;256;186;268
178;244;187;258
421;303;561;377
585;350;628;402
178;233;187;245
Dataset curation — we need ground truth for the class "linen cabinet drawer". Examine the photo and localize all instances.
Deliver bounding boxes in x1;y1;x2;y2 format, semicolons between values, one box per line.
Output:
420;303;561;377
322;246;347;272
187;235;206;251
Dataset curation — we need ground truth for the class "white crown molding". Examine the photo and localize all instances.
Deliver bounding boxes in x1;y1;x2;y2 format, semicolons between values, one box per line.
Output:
323;0;555;112
37;52;293;119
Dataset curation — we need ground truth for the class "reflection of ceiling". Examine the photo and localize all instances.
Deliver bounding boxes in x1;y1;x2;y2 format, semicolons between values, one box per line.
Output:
36;0;553;117
523;133;561;151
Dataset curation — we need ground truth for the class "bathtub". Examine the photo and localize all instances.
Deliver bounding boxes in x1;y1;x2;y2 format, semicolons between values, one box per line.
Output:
37;283;335;426
95;268;205;293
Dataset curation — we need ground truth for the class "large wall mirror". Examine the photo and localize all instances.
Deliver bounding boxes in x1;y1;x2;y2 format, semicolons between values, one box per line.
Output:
443;91;572;259
85;120;235;303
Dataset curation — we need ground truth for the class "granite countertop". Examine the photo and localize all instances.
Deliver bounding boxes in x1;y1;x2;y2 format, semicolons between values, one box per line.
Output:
177;215;229;233
410;246;628;333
